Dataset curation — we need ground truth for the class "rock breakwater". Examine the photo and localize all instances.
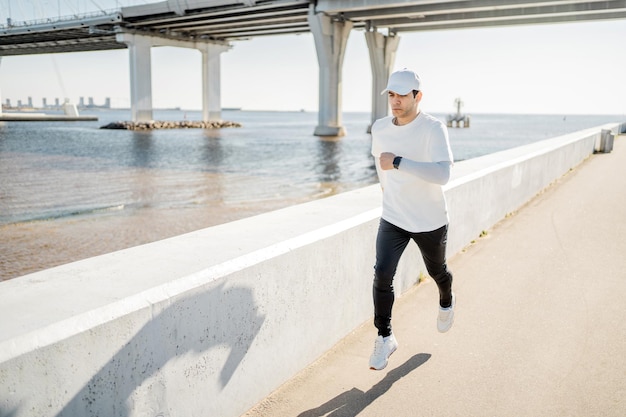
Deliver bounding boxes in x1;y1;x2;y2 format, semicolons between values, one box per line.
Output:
100;120;242;130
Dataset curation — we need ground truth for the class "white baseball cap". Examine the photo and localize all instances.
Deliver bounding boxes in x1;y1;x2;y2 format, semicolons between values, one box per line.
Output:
381;69;421;95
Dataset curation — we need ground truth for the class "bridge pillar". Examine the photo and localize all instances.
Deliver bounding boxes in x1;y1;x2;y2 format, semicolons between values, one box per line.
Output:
365;29;400;131
117;32;231;124
200;43;230;122
117;33;154;122
0;57;3;115
308;6;353;137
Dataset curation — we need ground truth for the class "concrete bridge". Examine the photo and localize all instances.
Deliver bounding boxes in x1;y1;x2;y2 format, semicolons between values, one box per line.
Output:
1;0;625;135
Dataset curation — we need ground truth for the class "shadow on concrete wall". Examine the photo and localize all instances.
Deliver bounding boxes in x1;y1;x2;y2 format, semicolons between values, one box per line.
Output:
53;282;265;417
297;353;431;417
0;407;19;417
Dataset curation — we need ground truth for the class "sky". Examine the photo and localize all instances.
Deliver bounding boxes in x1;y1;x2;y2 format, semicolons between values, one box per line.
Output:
1;0;625;115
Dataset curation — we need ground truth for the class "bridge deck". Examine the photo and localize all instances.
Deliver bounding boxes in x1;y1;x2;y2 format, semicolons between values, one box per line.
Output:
1;1;626;55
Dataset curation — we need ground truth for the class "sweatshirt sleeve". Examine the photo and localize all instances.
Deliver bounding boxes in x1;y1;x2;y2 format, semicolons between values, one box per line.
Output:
397;159;452;185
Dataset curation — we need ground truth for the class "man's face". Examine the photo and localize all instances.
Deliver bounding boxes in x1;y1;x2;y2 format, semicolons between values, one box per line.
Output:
388;90;420;119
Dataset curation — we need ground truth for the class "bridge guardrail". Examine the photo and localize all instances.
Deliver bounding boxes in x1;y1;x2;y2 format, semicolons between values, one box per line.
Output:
0;8;121;30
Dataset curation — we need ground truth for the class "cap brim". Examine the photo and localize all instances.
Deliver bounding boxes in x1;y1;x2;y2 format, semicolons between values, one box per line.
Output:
380;86;414;95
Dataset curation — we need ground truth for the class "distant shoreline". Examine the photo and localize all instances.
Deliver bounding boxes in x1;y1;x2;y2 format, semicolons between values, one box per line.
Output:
100;120;242;130
4;107;624;117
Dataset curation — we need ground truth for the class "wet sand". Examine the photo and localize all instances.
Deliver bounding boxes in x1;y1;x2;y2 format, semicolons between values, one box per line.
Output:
0;200;296;281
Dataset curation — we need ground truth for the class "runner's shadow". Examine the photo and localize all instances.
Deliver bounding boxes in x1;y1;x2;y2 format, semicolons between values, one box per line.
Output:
298;353;431;417
53;282;264;417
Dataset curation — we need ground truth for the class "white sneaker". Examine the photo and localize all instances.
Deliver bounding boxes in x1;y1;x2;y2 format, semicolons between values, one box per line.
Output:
437;292;456;333
369;334;398;370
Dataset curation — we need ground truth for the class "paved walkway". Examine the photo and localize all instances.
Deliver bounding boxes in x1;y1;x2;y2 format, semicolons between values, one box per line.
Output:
242;135;626;417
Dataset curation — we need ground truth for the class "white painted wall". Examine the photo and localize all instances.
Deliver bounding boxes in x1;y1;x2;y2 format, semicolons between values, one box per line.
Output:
0;123;620;417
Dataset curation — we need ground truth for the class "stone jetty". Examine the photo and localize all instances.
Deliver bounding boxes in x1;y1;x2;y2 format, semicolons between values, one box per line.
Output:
100;120;242;130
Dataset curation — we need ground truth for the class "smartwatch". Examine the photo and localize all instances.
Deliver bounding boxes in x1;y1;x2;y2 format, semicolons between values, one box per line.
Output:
393;156;402;169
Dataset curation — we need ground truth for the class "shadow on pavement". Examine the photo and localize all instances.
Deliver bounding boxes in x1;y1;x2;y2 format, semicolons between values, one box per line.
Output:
298;353;431;417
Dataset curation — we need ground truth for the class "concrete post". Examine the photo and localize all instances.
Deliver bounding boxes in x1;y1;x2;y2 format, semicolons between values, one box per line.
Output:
117;33;154;122
200;43;230;122
308;5;353;137
365;29;400;131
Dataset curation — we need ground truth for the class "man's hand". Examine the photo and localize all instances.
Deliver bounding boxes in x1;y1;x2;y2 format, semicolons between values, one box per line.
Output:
379;152;397;170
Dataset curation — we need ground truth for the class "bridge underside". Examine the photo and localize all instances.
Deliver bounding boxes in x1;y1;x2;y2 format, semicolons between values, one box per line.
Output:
1;0;625;133
3;1;624;55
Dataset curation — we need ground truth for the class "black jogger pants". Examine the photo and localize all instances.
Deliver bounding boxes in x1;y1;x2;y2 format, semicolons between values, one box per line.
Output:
373;218;454;337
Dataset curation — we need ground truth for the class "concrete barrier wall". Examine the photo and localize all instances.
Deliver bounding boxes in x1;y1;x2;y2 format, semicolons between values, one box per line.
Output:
0;123;621;417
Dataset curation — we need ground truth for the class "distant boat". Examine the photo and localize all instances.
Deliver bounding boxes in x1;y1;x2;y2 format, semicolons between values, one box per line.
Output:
222;107;241;111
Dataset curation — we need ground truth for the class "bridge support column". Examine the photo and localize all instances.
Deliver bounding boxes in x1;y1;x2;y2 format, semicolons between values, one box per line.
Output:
365;29;400;131
308;6;353;137
0;57;3;115
200;43;230;122
117;31;231;124
117;33;154;122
